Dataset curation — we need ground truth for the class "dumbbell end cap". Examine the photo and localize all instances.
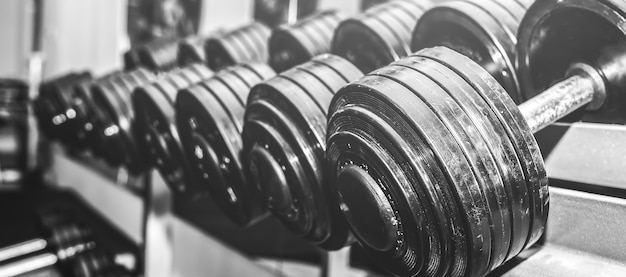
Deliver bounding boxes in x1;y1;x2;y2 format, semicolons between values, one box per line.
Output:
336;165;398;251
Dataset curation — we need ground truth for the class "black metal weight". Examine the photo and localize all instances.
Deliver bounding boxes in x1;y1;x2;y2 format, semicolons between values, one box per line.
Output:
35;72;93;141
242;55;363;249
331;0;433;74
326;14;625;271
205;23;271;71
90;68;157;172
132;64;214;193
269;10;347;72
411;0;526;103
175;63;276;225
178;37;207;67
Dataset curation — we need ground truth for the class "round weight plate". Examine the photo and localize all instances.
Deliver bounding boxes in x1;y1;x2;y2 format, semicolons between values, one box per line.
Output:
398;55;530;262
214;68;251;103
328;86;449;276
230;27;258;63
377;63;511;270
412;2;521;103
270;26;316;72
370;2;415;55
133;81;183;191
243;117;315;236
332;14;402;73
179;37;206;66
280;66;332;116
225;64;264;88
330;74;493;276
419;46;547;255
176;85;264;225
205;35;244;71
199;78;245;131
243;63;277;81
245;23;271;63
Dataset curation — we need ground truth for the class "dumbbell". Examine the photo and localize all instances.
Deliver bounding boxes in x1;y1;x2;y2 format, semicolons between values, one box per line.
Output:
34;72;93;142
331;0;432;74
204;22;271;71
62;71;127;153
132;64;213;194
325;1;624;275
69;250;134;277
0;249;131;277
269;10;347;72
175;63;276;226
89;68;157;172
124;36;181;71
241;55;363;249
253;0;319;28
411;0;527;103
0;223;95;276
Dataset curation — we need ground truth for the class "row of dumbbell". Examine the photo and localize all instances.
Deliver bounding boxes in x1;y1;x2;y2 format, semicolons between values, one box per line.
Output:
34;0;625;276
0;212;133;277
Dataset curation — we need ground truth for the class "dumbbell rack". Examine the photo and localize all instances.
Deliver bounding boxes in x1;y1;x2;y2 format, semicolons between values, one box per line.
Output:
42;119;626;277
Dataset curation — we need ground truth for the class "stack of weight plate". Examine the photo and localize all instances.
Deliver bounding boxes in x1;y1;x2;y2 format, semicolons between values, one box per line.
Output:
411;0;528;103
175;63;276;224
241;55;363;249
124;37;181;71
132;64;214;194
35;72;93;143
269;10;347;72
204;23;271;71
90;68;157;173
178;36;208;67
331;0;433;73
326;45;549;277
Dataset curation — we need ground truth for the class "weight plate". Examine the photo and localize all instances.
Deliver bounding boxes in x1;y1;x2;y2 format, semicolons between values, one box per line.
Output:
369;2;415;56
412;2;521;103
225;64;263;88
243;67;347;245
399;55;529;262
301;13;335;52
179;37;206;66
328;112;442;276
214;68;250;107
176;84;264;225
134;82;183;190
464;0;520;42
418;46;547;256
243;63;277;81
245;23;271;63
330;17;393;73
269;20;321;72
309;10;344;44
270;29;311;73
205;33;245;70
331;73;498;276
243;117;315;236
328;77;463;276
379;63;512;270
280;66;332;116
